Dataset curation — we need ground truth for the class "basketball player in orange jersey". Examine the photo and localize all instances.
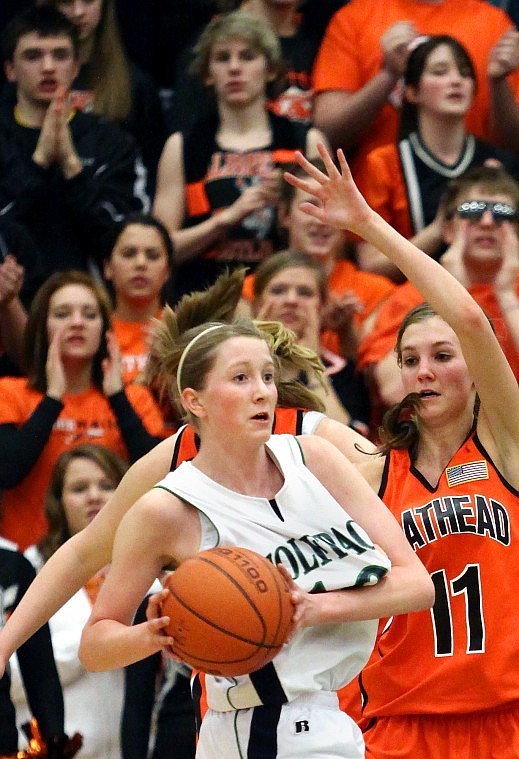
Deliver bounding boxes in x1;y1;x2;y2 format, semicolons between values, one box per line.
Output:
76;299;431;758
283;142;519;758
152;10;327;301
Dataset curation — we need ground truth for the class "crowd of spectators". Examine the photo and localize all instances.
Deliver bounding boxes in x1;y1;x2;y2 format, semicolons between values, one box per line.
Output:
1;0;519;756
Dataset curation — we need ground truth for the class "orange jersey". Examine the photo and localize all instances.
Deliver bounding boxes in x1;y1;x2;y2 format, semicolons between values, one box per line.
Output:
361;432;519;716
312;0;519;170
0;379;166;549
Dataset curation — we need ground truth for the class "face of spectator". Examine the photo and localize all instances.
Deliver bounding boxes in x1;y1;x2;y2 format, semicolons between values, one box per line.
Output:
61;456;117;535
280;187;344;265
256;266;322;340
47;284;103;363
104;224;170;305
56;0;103;41
405;43;475;118
447;187;518;268
5;33;78;107
205;37;272;106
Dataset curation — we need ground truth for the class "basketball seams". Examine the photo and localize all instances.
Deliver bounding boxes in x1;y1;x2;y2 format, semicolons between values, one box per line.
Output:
161;546;293;676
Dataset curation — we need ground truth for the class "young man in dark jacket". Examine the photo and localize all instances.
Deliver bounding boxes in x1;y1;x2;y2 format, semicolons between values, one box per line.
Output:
0;6;145;280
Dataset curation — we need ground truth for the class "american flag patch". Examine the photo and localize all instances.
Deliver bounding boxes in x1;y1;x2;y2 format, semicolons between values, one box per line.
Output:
446;460;489;487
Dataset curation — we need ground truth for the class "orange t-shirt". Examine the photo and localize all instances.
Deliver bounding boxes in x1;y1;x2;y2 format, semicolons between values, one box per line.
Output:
0;379;166;549
312;0;519;168
357;279;519;380
243;259;396;354
112;313;161;385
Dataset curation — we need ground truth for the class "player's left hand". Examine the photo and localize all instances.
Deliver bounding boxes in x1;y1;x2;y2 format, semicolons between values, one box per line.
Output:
284;143;374;237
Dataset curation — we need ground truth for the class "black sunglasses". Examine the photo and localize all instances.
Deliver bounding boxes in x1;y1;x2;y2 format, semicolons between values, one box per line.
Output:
457;200;518;223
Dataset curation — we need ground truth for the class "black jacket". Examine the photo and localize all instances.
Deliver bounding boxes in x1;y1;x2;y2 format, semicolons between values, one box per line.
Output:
0;541;64;753
0;105;143;277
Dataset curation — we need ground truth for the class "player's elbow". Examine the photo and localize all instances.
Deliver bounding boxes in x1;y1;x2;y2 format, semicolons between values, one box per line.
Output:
410;567;435;612
78;625;106;672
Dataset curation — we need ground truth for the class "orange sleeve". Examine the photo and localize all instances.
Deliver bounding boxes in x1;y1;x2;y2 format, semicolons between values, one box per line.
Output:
355;145;413;239
357;284;423;369
312;2;370;94
126;385;169;439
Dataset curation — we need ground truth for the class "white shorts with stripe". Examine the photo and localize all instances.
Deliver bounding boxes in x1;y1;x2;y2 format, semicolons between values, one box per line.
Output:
196;691;365;759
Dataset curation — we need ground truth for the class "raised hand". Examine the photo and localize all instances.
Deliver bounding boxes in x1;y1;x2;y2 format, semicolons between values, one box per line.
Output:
284;143;374;237
439;217;470;288
488;29;519;80
0;255;24;307
381;21;418;79
102;330;124;397
46;327;67;400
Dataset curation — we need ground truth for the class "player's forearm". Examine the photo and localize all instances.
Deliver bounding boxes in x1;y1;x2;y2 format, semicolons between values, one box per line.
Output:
313;566;434;626
314;70;397;151
79;619;162;671
358;211;484;331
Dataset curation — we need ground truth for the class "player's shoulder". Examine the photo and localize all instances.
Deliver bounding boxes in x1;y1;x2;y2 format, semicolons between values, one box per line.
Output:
356;455;385;493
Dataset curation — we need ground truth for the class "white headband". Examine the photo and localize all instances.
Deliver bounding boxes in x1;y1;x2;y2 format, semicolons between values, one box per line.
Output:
176;324;225;397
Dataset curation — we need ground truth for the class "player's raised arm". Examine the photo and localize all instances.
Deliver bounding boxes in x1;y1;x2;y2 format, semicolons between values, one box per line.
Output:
285;144;519;477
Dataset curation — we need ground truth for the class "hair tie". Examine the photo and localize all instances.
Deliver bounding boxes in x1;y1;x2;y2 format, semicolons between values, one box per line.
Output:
176;324;225;397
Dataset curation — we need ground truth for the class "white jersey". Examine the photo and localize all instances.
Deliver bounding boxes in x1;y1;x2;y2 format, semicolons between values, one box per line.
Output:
155;434;390;712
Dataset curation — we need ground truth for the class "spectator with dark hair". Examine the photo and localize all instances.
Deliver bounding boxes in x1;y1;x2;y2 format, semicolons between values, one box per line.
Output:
103;213;173;386
354;35;519;281
0;6;143;282
312;0;519;178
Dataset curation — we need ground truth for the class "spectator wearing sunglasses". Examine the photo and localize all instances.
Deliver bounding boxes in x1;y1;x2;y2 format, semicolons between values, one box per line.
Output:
354;35;519;283
356;164;519;423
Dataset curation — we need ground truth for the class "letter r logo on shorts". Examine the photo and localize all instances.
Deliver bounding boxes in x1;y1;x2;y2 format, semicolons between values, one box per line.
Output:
294;720;310;734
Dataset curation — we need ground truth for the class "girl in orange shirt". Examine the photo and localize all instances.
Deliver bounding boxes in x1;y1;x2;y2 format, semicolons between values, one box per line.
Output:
0;270;165;549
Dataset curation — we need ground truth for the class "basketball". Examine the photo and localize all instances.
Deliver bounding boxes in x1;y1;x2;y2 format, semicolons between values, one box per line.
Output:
160;545;294;677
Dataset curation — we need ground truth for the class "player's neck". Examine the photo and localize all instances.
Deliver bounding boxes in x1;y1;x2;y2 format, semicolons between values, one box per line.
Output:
194;441;283;499
414;414;474;476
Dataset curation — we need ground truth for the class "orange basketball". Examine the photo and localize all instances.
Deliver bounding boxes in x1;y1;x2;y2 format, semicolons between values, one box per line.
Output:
160;545;294;677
